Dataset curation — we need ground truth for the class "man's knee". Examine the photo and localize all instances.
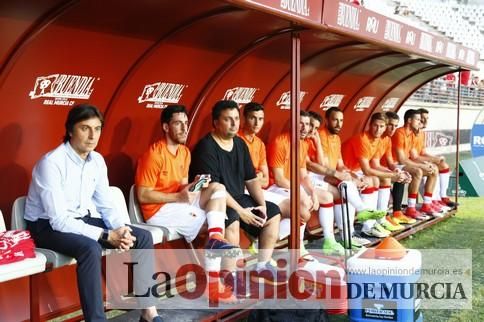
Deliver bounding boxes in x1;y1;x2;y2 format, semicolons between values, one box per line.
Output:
300;210;311;223
439;162;449;170
261;215;280;239
439;159;448;169
208;182;225;195
299;197;313;222
132;226;153;249
381;177;391;186
278;199;290;218
328;184;341;199
318;190;333;204
79;239;103;261
372;176;380;187
432;164;439;173
429;165;439;178
412;168;423;180
209;182;226;196
361;176;373;187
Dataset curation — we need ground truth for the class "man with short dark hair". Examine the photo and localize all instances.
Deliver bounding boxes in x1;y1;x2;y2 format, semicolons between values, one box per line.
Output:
190;100;283;285
342;113;410;236
136;104;236;249
393;109;439;218
25;104;161;322
375;111;418;225
239;102;270;189
136;104;239;303
413;108;456;209
307;108;385;243
268;111;344;255
239;102;291;255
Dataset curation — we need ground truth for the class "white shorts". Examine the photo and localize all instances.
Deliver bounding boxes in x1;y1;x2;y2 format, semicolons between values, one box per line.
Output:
308;172;329;190
146;196;205;243
266;185;308;201
243;188;288;206
267;185;290;197
262;189;288;206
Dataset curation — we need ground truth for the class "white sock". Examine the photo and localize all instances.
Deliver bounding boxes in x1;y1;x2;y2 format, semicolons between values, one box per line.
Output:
423;193;432;205
348;203;355;236
299;223;306;239
377;186;391;211
408;193;418;208
300;223;306;249
319;203;335;240
360;188;373;209
419;177;426;198
370;188;379;209
207;210;226;238
433;176;440;200
440;170;451;198
343;181;365;211
334;199;343;230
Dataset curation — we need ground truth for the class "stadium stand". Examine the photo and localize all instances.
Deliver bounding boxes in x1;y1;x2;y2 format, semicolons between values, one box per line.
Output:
392;0;484;57
364;0;484;59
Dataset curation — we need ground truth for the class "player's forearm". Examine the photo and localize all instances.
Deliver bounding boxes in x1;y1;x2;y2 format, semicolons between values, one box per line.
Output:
373;165;394;175
421;153;442;164
307;160;335;176
246;178;265;207
137;189;180;204
362;166;393;179
274;176;291;189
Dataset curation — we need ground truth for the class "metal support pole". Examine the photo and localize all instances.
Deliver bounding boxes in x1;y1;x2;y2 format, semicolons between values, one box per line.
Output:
289;31;301;264
456;70;462;208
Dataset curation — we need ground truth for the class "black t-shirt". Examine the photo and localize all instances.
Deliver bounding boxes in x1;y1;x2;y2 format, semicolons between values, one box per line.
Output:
189;134;256;197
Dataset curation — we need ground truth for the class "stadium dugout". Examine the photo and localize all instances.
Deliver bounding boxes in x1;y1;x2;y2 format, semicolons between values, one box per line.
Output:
0;0;478;321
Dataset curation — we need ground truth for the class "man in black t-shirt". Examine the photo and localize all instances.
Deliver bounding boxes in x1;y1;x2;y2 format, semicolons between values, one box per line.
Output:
190;100;283;286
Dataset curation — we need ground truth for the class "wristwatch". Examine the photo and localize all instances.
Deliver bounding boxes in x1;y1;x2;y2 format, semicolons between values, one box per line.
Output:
100;229;109;242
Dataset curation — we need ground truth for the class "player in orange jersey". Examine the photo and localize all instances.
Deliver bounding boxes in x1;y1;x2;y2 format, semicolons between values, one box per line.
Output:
412;108;456;209
393;109;439;218
239;102;269;188
268;111;345;256
343;113;411;236
374;112;419;225
268;111;344;255
306;108;386;243
136;104;239;303
239;102;291;257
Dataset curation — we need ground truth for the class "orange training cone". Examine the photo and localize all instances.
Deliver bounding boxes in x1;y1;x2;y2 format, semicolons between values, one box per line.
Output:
374;237;406;260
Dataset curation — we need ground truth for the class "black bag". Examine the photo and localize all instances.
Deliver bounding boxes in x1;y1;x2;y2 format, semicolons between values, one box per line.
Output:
248;308;329;322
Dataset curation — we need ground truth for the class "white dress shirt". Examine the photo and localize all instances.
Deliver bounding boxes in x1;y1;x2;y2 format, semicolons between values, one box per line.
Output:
25;142;125;240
